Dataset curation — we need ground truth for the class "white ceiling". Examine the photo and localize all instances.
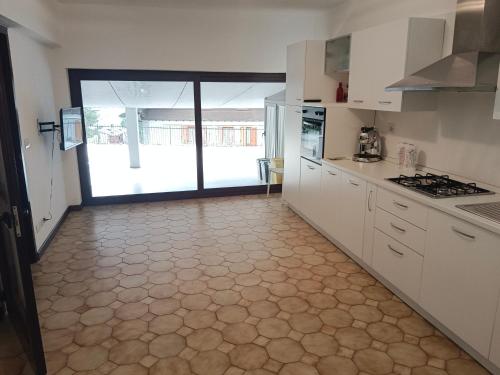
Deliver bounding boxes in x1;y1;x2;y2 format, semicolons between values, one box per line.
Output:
81;81;286;109
55;0;346;9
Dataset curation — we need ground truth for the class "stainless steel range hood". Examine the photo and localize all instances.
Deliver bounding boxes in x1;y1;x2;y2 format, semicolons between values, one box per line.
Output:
387;0;500;92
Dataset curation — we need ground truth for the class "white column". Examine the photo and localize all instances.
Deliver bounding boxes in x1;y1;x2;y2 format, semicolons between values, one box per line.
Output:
125;107;141;168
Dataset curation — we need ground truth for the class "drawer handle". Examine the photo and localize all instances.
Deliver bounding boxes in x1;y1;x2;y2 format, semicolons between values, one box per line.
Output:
368;190;374;212
307;165;316;170
295;110;302;114
379;100;393;105
353;100;364;103
390;223;407;233
452;226;476;240
387;244;404;256
393;201;409;210
349;180;360;187
328;171;337;176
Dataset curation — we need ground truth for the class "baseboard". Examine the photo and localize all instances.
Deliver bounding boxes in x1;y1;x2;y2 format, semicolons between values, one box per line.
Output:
35;205;75;261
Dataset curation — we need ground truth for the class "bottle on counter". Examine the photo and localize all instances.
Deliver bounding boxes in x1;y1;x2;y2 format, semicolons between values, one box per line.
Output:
336;83;344;103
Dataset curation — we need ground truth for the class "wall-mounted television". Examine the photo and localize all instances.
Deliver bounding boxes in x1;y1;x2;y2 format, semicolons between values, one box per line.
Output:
60;107;84;151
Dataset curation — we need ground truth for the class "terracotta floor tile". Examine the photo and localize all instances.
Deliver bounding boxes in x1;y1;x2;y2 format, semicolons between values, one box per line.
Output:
30;194;491;374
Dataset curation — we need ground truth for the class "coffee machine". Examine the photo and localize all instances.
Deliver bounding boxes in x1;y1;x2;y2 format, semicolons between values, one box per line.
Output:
353;127;382;163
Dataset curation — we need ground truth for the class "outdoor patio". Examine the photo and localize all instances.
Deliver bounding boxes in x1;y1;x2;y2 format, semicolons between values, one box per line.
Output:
87;144;266;197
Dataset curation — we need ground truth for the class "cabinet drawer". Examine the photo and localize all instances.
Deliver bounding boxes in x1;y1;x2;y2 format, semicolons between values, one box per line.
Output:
373;229;423;301
375;208;426;255
323;164;341;178
377;188;428;229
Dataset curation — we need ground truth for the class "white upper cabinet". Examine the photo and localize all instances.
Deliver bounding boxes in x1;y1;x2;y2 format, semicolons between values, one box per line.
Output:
286;41;336;105
349;18;445;112
421;209;500;357
282;106;303;208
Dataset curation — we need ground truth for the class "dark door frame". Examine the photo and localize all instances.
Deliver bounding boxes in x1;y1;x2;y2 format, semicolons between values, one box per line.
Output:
68;69;285;205
0;27;46;374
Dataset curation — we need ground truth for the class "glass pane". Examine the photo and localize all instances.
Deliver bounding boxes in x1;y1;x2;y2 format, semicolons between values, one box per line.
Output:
201;82;286;189
81;81;197;197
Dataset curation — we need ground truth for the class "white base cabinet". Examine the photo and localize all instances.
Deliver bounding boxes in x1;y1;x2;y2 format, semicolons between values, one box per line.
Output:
361;183;377;265
421;209;500;357
491;297;500;368
298;158;322;222
320;164;343;240
336;172;367;259
282;106;303;208
372;229;423;301
319;166;367;259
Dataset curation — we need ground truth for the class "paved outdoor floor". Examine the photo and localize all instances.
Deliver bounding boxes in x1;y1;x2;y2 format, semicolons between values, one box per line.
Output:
88;145;266;197
32;194;489;375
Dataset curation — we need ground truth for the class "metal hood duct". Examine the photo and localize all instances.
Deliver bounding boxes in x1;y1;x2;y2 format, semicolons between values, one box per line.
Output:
387;0;500;92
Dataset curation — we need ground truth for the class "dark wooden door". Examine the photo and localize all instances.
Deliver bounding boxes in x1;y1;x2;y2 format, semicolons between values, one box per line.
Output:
0;28;46;375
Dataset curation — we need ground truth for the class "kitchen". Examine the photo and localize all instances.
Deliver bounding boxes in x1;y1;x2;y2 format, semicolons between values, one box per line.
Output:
283;0;500;374
3;0;500;375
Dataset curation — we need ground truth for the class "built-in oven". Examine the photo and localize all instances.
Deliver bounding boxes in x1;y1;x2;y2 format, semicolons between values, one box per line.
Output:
301;106;326;165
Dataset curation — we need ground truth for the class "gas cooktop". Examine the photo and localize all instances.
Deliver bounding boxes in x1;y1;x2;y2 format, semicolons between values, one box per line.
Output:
387;173;495;199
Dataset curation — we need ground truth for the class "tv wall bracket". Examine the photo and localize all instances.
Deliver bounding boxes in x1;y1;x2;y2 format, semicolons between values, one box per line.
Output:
38;121;60;133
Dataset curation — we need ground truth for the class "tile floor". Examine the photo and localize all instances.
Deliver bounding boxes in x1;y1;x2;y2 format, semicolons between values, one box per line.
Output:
32;194;491;375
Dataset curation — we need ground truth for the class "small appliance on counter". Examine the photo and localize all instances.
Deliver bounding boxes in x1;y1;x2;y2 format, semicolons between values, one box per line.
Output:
353;126;382;163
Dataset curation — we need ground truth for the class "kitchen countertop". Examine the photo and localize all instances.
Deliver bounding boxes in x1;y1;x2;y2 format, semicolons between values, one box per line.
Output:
323;158;500;236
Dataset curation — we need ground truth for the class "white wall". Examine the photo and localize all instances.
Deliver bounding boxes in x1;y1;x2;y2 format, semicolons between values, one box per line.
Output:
51;3;332;204
329;0;500;187
0;0;59;44
7;27;70;250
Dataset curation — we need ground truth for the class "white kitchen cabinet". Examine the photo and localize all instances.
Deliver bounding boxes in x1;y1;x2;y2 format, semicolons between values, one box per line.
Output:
320;164;343;240
494;68;500;120
490;296;500;368
335;172;367;259
349;18;445;112
299;158;322;221
286;40;336;106
282;105;303;208
377;188;428;230
373;229;423;301
362;183;377;265
375;207;426;255
421;209;500;357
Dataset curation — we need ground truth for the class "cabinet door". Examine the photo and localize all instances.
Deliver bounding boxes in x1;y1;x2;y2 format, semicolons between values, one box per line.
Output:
320;164;342;240
336;172;367;258
299;158;322;222
362;183;377;265
368;19;407;111
348;30;374;108
373;229;423;301
282;106;302;207
490;297;500;368
286;42;306;106
421;210;500;357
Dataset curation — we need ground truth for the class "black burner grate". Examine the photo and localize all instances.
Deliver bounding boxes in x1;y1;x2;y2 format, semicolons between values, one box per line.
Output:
387;173;494;199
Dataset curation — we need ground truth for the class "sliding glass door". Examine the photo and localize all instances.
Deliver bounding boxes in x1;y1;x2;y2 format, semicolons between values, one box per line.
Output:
81;80;197;197
201;82;286;189
69;70;285;204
